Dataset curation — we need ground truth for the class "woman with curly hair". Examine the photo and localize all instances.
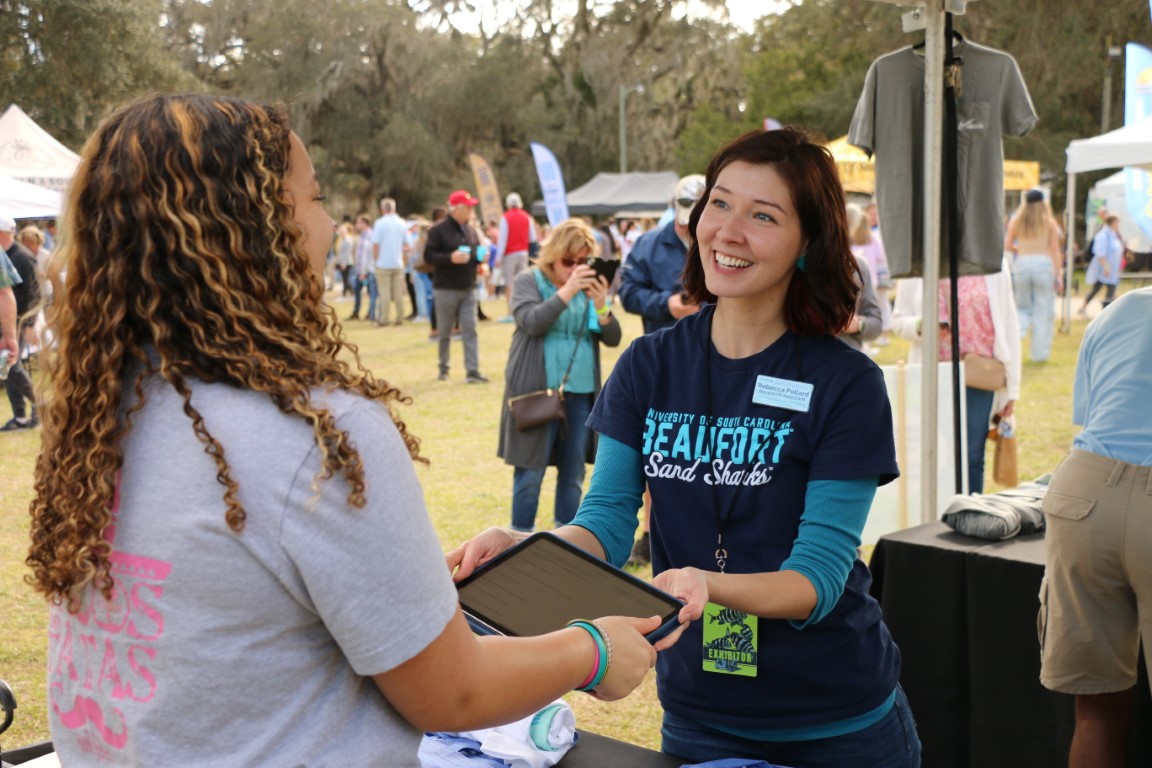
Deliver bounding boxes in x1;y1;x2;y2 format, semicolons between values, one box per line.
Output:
27;94;658;766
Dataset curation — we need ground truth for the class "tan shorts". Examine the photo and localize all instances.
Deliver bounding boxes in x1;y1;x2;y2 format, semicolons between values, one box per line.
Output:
1039;449;1152;695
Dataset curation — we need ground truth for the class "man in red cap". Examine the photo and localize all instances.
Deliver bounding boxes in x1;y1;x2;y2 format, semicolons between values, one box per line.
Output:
422;190;489;383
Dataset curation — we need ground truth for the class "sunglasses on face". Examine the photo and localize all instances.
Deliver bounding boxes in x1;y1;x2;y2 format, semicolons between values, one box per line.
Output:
560;256;588;268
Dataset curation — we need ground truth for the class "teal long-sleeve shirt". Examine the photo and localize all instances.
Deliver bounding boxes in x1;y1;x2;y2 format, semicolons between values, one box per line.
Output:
572;434;878;627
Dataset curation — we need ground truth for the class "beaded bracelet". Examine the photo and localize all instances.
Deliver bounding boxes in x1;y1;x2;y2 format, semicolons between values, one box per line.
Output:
590;618;612;676
567;619;610;691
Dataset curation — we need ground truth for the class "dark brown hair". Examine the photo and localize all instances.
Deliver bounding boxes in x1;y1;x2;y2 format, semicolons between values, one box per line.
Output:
682;127;859;336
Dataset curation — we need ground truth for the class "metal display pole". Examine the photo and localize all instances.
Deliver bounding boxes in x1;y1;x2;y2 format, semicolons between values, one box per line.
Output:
920;2;945;521
1062;172;1077;334
866;0;952;522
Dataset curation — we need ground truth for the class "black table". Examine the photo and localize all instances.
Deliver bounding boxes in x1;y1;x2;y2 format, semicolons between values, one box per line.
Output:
563;732;681;766
869;522;1152;768
1;733;681;767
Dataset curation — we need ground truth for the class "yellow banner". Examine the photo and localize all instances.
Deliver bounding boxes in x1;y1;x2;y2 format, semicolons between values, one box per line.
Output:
1002;160;1040;191
468;153;503;226
825;136;1041;193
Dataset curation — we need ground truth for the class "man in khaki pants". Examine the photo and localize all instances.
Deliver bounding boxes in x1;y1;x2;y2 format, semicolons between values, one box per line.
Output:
371;197;409;326
1040;287;1152;767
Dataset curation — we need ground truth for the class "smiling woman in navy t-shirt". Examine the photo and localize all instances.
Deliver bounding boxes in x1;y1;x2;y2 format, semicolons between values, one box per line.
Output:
450;127;921;768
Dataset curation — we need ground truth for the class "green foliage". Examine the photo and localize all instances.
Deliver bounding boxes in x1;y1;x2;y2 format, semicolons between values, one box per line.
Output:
674;103;757;175
2;1;1147;235
0;0;196;149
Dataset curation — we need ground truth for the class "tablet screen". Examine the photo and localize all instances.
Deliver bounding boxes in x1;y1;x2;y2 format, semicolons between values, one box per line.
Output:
456;533;682;639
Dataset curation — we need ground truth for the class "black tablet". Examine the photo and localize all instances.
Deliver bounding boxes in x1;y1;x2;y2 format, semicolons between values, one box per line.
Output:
456;532;683;643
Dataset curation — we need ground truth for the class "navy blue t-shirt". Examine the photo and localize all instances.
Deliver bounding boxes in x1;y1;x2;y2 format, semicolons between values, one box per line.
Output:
587;306;901;731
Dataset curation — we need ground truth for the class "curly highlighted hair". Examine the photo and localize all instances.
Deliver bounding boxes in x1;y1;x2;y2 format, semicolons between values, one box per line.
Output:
27;94;423;608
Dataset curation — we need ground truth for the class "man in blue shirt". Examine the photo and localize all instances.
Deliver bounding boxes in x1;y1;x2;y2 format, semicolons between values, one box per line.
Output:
372;197;409;326
619;174;705;334
1040;287;1152;768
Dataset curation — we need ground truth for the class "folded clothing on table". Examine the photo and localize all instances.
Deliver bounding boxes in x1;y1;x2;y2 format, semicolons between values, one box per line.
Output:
420;698;577;768
941;475;1050;541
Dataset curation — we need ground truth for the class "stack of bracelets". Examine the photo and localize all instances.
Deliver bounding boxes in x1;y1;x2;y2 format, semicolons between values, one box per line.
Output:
566;619;613;692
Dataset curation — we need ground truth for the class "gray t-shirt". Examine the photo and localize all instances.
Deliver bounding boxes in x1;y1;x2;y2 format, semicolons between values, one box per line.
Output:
48;376;457;766
848;40;1038;278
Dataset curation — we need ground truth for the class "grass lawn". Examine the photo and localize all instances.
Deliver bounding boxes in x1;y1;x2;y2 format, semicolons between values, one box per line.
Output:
0;284;1107;752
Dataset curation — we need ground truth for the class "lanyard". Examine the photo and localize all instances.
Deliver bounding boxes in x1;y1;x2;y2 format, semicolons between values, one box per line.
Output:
703;310;804;573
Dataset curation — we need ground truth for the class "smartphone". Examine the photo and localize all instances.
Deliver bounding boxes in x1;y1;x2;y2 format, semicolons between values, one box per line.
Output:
456;532;684;644
588;257;619;285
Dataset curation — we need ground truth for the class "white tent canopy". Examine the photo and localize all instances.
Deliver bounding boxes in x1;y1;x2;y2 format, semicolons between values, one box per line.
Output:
0;104;80;192
1065;117;1152;174
1061;117;1152;331
0;174;61;218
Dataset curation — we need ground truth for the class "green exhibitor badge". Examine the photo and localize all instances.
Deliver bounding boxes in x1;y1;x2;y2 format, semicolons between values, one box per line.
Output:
701;601;758;677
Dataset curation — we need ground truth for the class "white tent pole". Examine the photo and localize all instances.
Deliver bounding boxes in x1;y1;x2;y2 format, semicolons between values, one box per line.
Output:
919;0;945;524
1062;173;1077;334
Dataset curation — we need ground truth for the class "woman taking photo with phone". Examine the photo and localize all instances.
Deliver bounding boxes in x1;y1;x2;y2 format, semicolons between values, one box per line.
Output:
451;127;920;767
26;94;658;767
500;217;621;532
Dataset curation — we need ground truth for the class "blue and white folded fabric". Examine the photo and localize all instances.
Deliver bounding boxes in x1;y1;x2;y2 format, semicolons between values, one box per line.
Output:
419;732;507;767
421;698;577;768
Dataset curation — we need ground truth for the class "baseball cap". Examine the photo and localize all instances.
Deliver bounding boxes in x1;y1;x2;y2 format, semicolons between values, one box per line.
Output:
448;190;479;207
673;174;706;226
0;210;15;233
1025;189;1044;204
505;192;522;208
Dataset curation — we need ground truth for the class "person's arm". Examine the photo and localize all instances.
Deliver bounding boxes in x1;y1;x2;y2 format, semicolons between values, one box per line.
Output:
495;217;510;260
1003;218;1017;255
511;270;567;336
422;224;454;267
888;278;924;342
617;236;674;323
850;258;883;341
0;287;17;359
306;402;660;732
995;268;1023;417
373;608;659;731
1049;222;1064;285
585;274;622;346
651;477;877;629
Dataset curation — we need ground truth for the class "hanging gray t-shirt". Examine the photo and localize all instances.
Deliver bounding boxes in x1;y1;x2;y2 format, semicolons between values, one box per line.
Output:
48;376;458;766
848;40;1038;278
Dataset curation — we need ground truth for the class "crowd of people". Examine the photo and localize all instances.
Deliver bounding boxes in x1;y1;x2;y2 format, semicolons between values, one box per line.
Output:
5;89;1150;768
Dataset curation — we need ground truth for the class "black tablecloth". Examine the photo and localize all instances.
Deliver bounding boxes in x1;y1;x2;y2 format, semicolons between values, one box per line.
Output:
562;731;681;766
0;733;681;767
870;522;1152;768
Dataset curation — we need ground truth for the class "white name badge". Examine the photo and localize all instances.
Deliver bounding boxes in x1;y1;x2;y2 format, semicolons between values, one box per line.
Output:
752;375;813;412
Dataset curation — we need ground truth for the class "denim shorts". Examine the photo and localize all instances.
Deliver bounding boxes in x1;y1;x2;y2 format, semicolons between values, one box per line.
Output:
660;685;921;768
1039;449;1152;695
